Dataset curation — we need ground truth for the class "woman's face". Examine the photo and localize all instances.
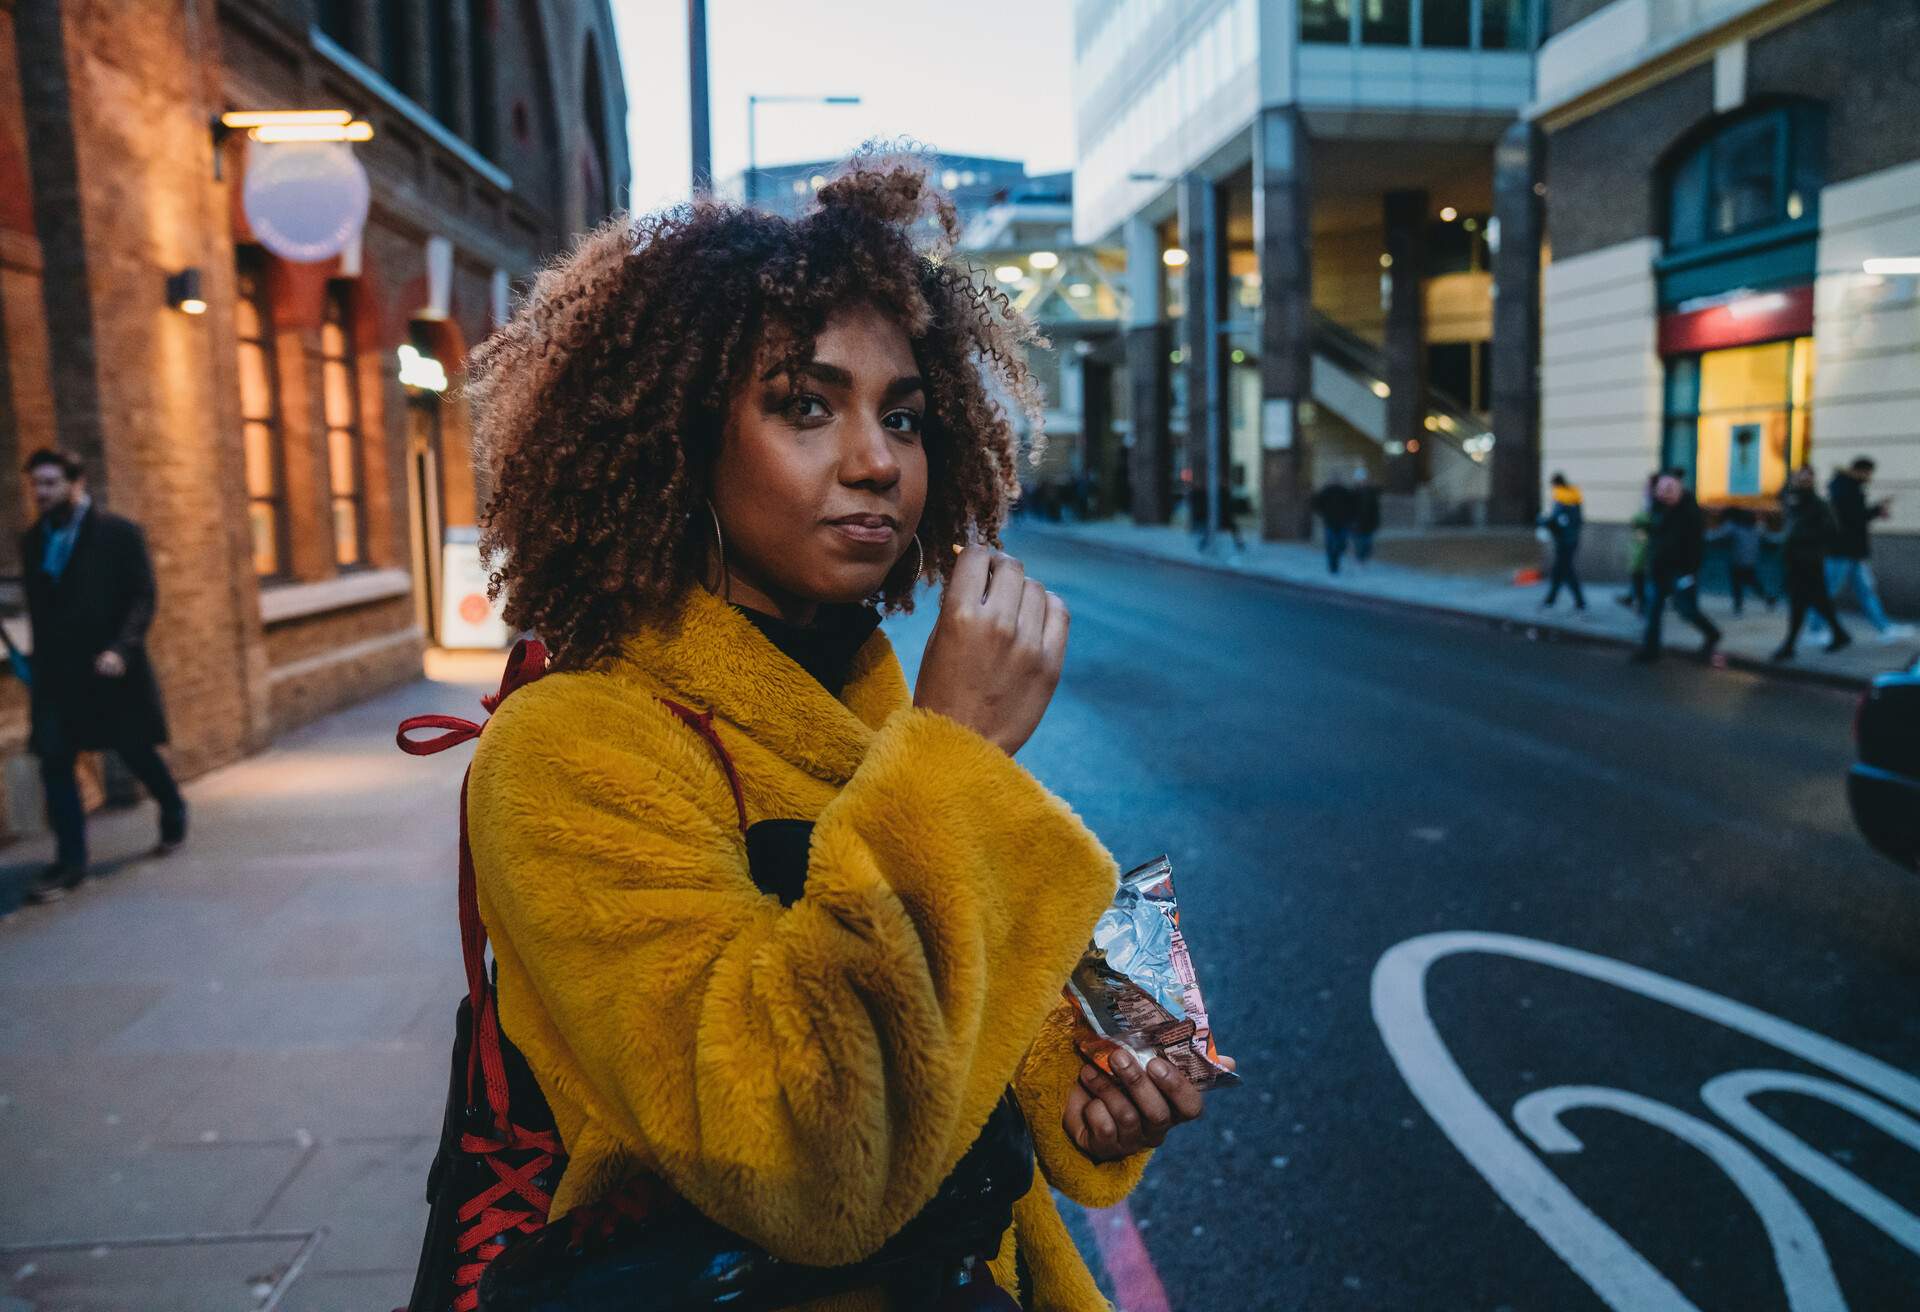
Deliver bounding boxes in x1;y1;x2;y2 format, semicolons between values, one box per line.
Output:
710;303;929;622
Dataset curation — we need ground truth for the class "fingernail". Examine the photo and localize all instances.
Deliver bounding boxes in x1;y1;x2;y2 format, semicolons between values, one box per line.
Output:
1110;1050;1133;1072
1147;1058;1173;1080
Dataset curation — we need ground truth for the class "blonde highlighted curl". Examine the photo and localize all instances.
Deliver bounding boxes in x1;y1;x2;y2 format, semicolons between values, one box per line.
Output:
467;147;1047;670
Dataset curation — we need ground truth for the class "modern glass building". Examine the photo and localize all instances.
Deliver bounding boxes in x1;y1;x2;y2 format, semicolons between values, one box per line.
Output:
1072;0;1543;536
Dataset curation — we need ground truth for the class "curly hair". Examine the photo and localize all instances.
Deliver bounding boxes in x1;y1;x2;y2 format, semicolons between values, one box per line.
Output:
467;148;1046;670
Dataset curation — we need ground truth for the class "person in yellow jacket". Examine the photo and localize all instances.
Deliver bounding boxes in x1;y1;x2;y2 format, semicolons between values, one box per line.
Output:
460;152;1208;1309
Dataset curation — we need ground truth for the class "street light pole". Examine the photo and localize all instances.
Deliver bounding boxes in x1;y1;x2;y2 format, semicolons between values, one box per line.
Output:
688;0;711;196
745;94;861;211
1139;170;1225;552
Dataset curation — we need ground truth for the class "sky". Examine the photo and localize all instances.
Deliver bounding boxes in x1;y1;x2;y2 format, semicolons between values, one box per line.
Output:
609;0;1077;214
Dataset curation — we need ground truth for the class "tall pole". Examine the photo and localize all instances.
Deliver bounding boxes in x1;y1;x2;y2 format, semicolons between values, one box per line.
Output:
746;96;757;208
687;0;711;196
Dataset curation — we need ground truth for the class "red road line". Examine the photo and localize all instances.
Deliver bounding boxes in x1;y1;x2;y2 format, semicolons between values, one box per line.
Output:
1089;1198;1172;1312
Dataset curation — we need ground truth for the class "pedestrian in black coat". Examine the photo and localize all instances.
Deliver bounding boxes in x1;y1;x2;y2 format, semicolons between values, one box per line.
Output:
1537;472;1586;610
1633;474;1722;663
1310;479;1357;574
1772;466;1852;661
18;449;185;902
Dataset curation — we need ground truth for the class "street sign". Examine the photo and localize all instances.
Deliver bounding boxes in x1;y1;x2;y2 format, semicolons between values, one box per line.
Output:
242;141;370;264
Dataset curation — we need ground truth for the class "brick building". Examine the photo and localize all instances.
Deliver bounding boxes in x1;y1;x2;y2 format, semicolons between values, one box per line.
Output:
1534;0;1920;605
0;0;629;837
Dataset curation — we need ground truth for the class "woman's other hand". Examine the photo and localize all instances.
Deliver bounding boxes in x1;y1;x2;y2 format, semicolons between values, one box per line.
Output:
1063;1050;1204;1163
913;546;1068;755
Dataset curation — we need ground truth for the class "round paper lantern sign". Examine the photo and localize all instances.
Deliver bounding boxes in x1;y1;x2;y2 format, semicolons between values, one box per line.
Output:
242;141;371;264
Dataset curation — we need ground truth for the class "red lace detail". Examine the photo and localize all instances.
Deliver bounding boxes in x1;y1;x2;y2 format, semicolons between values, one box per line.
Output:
450;1126;564;1310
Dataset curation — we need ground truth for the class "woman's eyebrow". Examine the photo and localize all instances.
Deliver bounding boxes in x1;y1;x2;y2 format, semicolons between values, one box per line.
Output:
882;374;927;404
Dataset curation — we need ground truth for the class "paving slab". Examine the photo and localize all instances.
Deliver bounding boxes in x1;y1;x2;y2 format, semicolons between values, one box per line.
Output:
0;661;493;1308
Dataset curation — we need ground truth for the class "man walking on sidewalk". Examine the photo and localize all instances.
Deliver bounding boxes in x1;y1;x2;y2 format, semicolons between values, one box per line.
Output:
1815;456;1914;643
1311;475;1357;574
1633;472;1721;664
19;449;185;903
1772;465;1851;662
1538;472;1586;610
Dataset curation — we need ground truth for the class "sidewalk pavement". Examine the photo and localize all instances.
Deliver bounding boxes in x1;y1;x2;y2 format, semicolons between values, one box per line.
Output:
1020;518;1919;688
1;654;501;1310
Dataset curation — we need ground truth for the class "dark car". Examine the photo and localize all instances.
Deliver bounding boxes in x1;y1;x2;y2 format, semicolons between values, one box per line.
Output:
1849;656;1920;871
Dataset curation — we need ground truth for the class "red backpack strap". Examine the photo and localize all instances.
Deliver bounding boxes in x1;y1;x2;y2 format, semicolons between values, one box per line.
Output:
658;699;748;833
397;639;552;1137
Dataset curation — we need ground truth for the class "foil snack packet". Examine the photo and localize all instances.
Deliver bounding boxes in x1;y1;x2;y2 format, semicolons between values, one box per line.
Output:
1064;855;1239;1091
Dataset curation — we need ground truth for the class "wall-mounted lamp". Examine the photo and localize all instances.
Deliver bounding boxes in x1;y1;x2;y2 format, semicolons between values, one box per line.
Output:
166;268;207;315
211;109;374;177
397;344;449;393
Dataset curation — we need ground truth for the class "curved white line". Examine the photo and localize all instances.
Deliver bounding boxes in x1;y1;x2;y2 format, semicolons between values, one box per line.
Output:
1515;1085;1847;1312
1702;1070;1920;1257
1371;931;1920;1311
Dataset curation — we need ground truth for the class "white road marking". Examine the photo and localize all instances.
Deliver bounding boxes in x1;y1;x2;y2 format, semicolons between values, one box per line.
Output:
1514;1084;1846;1312
1371;931;1920;1312
1702;1070;1920;1258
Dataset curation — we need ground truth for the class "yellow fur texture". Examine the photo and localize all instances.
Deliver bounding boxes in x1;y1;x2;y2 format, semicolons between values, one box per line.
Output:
468;587;1147;1309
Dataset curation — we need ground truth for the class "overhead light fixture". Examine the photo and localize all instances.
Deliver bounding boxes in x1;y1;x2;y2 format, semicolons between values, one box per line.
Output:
994;265;1024;283
1727;291;1790;319
1162;248;1189;268
1371;381;1390;398
1068;282;1093;297
1029;250;1060;270
221;109;351;129
1863;257;1920;275
166;268;207;315
1439;206;1459;222
249;121;374;144
397;343;448;392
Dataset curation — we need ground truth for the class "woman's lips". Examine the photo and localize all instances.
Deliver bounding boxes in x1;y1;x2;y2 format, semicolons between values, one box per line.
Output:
826;519;895;546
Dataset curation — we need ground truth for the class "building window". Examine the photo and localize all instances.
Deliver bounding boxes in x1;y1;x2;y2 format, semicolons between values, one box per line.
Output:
1662;337;1815;504
235;252;288;579
1664;104;1824;253
379;2;414;97
1362;0;1412;45
1480;0;1532;49
468;0;497;157
1423;0;1471;47
429;0;457;125
582;36;613;221
320;285;368;568
317;0;358;48
1300;0;1353;44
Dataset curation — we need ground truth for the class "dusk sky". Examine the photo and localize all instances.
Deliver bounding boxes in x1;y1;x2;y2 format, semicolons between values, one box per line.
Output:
610;0;1077;213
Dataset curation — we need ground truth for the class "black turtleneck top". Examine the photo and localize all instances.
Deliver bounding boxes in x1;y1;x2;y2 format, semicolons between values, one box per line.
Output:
734;603;883;700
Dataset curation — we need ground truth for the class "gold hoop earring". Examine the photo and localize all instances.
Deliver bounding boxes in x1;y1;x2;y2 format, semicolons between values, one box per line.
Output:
908;534;924;582
706;499;731;602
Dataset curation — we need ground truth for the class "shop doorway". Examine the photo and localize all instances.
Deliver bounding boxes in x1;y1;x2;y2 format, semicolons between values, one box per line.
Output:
1661;335;1814;506
407;397;445;643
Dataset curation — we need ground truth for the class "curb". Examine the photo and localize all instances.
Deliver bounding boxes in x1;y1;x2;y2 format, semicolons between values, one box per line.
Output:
1023;525;1874;694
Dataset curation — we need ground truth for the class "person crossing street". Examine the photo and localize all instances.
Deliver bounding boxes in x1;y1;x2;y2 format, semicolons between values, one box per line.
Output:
1632;472;1721;664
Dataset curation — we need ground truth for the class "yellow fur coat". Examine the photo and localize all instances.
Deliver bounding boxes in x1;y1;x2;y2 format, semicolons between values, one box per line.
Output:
467;586;1146;1310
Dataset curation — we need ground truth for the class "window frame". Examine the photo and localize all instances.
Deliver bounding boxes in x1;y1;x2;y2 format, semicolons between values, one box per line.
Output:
235;249;290;581
319;282;370;571
1661;103;1824;257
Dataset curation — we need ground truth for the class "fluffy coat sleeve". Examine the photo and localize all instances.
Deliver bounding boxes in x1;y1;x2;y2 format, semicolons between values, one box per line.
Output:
469;684;1119;1267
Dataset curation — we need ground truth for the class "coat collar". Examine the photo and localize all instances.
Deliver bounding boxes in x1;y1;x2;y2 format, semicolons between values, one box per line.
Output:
615;586;908;786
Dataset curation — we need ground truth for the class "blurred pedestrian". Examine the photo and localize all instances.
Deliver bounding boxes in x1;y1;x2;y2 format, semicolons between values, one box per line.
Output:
1772;465;1851;662
1349;467;1381;567
1537;472;1586;610
1617;471;1658;612
420;159;1204;1309
1707;507;1775;615
1816;457;1913;642
1311;475;1357;574
1633;472;1721;664
19;449;185;904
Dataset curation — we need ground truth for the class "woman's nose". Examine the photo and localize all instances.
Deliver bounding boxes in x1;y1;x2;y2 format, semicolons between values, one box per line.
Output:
839;417;900;488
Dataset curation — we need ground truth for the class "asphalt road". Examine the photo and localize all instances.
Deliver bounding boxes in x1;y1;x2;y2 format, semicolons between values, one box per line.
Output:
890;530;1920;1312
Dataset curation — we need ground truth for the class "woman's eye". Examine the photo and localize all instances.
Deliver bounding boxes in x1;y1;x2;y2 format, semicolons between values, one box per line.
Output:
883;409;924;435
782;394;829;423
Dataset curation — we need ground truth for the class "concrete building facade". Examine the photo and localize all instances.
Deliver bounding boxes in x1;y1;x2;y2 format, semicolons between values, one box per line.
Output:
0;0;627;838
1072;0;1539;539
1533;0;1920;606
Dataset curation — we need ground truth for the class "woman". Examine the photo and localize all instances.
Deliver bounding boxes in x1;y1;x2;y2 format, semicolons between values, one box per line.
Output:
462;155;1204;1308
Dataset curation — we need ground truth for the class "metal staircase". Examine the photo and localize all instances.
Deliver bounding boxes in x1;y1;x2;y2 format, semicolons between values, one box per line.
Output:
1309;311;1494;522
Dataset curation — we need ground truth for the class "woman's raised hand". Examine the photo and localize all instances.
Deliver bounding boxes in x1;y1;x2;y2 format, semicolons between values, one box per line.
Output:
912;546;1069;755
